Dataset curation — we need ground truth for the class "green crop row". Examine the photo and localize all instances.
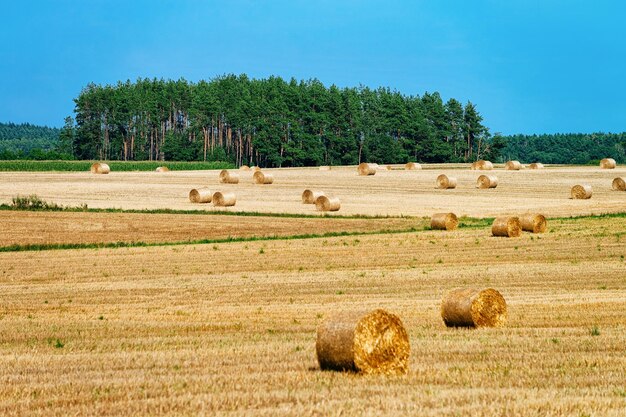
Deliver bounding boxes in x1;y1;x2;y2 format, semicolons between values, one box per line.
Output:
0;160;234;172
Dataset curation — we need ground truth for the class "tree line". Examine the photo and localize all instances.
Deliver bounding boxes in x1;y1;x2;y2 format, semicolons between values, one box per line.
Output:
67;74;497;166
501;133;626;164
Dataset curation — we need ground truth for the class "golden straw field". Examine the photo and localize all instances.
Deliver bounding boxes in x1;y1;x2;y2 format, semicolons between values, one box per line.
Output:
1;164;625;217
0;165;625;416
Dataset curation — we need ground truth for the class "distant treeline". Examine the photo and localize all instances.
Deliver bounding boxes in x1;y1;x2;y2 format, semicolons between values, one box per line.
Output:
68;75;496;166
2;75;625;166
502;133;626;164
0;122;68;159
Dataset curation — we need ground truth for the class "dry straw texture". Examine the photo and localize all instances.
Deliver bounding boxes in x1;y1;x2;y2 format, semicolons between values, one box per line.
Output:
315;195;341;212
251;166;262;172
430;212;458;231
212;191;236;207
357;163;377;176
600;158;616;169
219;170;240;184
491;216;521;237
612;177;626;191
253;171;274;184
155;166;169;172
405;162;422;170
316;309;410;375
319;166;331;171
441;288;507;328
90;162;110;174
471;160;493;170
302;189;326;204
188;188;212;203
520;213;547;233
476;174;498;189
239;165;251;171
436;174;457;189
505;160;522;170
571;184;592;199
528;162;545;169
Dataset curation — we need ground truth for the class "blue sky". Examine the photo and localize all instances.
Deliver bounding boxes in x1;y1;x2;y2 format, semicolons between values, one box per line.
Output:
1;0;624;134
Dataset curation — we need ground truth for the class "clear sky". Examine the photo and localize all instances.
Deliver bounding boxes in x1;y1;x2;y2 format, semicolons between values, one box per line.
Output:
1;0;624;135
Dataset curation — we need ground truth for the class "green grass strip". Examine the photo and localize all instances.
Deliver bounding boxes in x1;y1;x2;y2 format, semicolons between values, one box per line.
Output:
0;160;234;172
0;228;423;253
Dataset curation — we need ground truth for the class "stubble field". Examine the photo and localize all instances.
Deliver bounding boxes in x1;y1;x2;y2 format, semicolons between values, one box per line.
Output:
0;165;625;416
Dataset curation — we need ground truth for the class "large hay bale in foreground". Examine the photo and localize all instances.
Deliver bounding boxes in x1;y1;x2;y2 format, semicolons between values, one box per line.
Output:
491;216;521;237
612;177;626;191
90;162;110;174
431;213;458;231
520;213;547;233
571;184;592;199
505;160;522;170
316;309;410;374
436;174;457;189
357;163;377;176
476;174;498;189
155;166;169;172
219;170;240;184
239;165;251;171
441;288;507;328
405;162;422;170
251;166;262;172
212;191;236;207
600;158;617;169
253;171;274;184
189;188;212;203
528;162;544;169
302;189;326;204
315;195;341;212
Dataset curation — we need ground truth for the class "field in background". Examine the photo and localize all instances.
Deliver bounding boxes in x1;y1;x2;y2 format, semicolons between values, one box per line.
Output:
0;164;625;416
0;164;625;217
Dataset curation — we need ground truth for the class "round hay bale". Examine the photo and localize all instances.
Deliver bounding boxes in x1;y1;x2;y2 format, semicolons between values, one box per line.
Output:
405;162;422;170
431;213;458;231
519;213;547;233
315;195;340;212
441;288;507;328
505;160;522;170
219;170;240;184
357;163;377;176
250;166;262;172
571;184;592;199
155;166;169;172
491;216;521;237
212;191;236;207
319;165;331;171
90;162;110;174
528;162;544;169
189;188;212;203
477;160;494;170
470;161;478;170
239;165;251;171
253;171;274;184
476;174;498;189
302;189;326;204
436;174;457;189
600;158;616;169
316;309;410;374
612;177;626;191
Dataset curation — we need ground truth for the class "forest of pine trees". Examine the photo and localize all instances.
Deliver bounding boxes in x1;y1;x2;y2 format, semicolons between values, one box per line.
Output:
2;74;625;165
69;74;496;166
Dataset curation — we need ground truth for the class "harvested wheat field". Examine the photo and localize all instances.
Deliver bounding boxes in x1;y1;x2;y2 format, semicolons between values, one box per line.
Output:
0;211;420;247
1;165;625;217
0;211;625;416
